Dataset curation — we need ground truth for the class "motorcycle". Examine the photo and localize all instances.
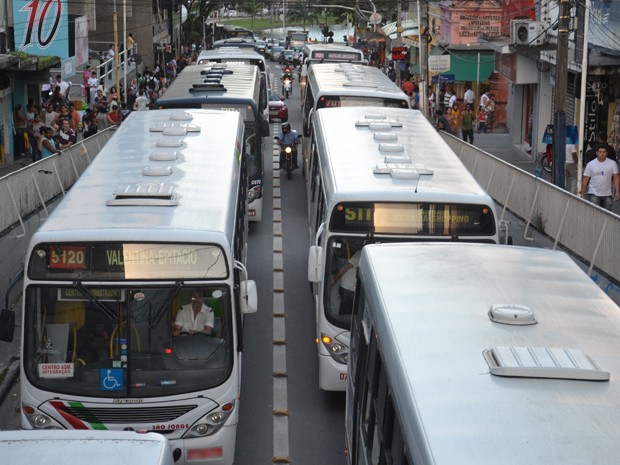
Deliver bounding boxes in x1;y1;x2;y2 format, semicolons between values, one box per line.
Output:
275;135;301;180
282;74;293;99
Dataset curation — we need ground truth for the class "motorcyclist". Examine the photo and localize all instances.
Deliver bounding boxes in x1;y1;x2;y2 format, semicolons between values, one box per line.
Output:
278;122;300;169
282;67;293;96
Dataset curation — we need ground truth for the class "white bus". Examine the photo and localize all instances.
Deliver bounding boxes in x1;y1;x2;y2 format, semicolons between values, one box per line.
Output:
7;110;257;465
301;62;409;138
347;242;620;465
197;47;267;75
302;43;364;65
307;107;501;391
157;63;269;221
0;430;173;465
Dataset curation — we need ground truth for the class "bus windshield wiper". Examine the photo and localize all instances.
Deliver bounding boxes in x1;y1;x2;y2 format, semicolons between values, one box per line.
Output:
72;281;118;321
150;281;184;329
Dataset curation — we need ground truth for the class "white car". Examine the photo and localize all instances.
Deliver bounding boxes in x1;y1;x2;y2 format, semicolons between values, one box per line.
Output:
225;9;237;17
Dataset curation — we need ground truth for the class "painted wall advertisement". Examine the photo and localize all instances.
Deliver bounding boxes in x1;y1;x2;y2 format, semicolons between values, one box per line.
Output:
13;0;69;59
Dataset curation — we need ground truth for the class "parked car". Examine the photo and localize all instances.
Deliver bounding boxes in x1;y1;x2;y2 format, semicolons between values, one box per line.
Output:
225;9;237;17
280;49;295;65
268;90;288;122
270;46;284;62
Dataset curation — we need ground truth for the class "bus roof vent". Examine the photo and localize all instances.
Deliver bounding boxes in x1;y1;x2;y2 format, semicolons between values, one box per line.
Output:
483;346;610;381
488;304;537;325
373;163;433;177
107;183;179;206
161;127;187;136
156;138;184;147
356;120;403;130
142;165;172;177
190;83;226;92
384;155;411;164
150;151;178;161
374;132;399;142
150;123;201;133
378;143;405;153
169;112;193;121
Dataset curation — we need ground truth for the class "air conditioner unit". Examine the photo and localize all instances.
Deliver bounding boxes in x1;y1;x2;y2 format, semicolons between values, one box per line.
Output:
511;20;546;46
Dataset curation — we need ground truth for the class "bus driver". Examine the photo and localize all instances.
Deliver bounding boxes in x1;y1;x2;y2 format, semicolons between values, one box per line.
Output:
173;290;214;336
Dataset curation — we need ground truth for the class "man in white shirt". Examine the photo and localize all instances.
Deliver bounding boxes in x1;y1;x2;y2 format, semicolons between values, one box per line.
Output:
55;74;70;98
479;91;489;110
133;89;150;111
580;144;620;211
173;291;214;336
464;85;475;106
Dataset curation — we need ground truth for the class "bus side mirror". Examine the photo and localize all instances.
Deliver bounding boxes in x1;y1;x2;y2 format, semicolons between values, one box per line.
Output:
240;280;258;314
0;309;16;342
308;245;323;283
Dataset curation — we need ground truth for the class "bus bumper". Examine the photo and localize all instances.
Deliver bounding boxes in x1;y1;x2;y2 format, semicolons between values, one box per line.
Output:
249;197;263;222
168;425;236;465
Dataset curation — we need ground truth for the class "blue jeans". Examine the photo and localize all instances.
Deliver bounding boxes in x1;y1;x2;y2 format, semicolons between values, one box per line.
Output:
588;194;613;211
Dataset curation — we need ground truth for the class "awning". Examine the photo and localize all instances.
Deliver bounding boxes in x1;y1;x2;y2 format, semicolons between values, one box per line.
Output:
381;20;418;39
440;51;495;82
358;30;385;43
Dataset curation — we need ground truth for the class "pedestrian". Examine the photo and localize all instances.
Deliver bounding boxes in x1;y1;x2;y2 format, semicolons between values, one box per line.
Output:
580;144;620;211
106;101;122;126
13;104;28;157
447;102;461;137
479;90;489;113
31;113;44;161
133;89;149;111
584;131;617;165
88;70;99;108
565;142;578;193
83;111;98;138
55;119;77;150
83;64;92;104
94;105;108;130
54;74;71;100
435;109;453;135
41;126;60;158
42;102;58;131
464;85;475;107
461;104;475;144
127;33;135;57
442;86;452;111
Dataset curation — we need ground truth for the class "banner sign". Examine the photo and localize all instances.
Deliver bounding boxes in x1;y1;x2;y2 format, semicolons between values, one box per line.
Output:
13;0;69;59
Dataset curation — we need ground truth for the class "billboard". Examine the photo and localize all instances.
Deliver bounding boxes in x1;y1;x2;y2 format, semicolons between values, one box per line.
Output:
13;0;69;59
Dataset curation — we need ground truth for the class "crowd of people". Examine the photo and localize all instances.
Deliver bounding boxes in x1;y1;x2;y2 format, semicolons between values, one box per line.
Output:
12;46;198;162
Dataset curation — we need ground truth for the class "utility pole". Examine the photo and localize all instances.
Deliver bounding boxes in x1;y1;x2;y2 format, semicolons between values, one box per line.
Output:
395;0;402;87
113;7;120;101
553;0;571;187
417;0;428;116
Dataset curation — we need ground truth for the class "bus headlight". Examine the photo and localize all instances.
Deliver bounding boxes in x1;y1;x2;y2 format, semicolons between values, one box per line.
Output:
185;401;235;438
22;404;63;429
248;185;261;202
320;334;349;364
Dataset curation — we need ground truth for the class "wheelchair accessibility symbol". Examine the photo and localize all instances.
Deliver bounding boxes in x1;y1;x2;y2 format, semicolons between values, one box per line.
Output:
100;368;124;391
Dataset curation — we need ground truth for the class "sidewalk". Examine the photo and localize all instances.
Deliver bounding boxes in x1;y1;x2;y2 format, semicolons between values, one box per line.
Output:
470;130;620;215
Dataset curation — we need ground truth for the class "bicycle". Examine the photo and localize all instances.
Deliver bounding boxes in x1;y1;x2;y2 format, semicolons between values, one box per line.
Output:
539;143;553;173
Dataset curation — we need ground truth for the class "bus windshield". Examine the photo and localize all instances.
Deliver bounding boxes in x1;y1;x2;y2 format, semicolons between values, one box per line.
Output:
23;284;234;398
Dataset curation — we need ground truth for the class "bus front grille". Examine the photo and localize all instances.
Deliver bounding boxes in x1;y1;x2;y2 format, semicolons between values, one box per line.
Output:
58;404;198;424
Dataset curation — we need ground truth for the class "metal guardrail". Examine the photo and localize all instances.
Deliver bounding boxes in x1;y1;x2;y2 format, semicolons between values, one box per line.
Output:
0;129;114;236
442;133;620;283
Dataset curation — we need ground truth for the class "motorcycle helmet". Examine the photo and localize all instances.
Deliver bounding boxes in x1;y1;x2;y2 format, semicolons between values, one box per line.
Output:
282;122;291;133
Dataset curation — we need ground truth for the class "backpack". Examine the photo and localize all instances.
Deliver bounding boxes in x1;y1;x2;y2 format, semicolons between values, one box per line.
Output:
148;78;156;90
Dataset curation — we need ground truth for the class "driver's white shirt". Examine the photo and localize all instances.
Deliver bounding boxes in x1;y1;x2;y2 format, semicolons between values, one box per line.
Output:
175;303;214;333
